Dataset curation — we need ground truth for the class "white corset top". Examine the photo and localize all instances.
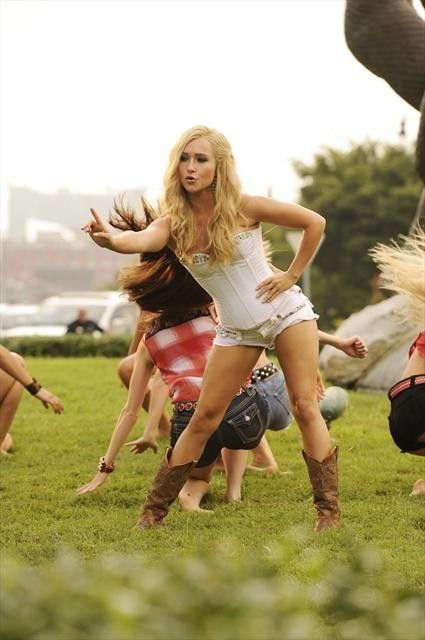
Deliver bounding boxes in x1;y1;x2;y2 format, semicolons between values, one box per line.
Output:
180;226;300;330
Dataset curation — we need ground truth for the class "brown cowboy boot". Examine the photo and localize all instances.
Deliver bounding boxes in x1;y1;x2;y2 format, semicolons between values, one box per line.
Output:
135;448;195;529
302;446;340;533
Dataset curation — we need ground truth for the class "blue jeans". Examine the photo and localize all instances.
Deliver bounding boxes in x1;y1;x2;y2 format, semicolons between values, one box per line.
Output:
252;371;292;431
170;386;267;468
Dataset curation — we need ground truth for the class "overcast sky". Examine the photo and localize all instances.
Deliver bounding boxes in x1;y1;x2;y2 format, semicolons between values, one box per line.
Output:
1;0;422;233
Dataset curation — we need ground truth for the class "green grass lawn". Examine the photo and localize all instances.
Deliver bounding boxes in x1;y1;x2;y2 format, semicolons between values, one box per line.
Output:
1;357;424;590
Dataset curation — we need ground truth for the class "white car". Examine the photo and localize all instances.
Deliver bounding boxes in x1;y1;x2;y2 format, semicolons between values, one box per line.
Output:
0;292;139;338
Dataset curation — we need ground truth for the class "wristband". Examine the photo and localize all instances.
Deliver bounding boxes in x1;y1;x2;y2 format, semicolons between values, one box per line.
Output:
98;456;115;473
25;378;42;396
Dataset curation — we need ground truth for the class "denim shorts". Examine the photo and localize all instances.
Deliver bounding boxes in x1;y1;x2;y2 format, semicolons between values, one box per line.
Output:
214;296;318;349
170;386;267;468
252;371;292;431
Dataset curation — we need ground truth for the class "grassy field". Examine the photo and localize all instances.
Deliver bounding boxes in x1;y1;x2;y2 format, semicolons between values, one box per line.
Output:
1;357;424;591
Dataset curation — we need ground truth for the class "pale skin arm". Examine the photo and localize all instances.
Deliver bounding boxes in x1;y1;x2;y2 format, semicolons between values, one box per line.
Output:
126;369;169;454
76;341;155;495
0;345;63;413
318;331;368;359
82;209;170;254
243;195;326;302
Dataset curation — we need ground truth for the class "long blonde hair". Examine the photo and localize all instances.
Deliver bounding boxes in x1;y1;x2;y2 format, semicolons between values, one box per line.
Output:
162;125;244;263
369;226;425;326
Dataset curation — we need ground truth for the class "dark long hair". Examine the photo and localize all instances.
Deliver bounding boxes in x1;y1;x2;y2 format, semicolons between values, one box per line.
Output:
110;196;212;332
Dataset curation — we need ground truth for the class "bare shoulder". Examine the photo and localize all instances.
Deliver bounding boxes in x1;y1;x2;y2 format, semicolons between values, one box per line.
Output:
151;215;171;230
146;215;172;241
240;194;262;227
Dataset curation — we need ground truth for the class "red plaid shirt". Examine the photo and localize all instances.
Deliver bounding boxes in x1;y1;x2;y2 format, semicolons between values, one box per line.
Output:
144;316;216;403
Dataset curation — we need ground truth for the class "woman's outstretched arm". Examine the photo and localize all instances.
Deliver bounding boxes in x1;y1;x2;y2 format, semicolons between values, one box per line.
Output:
0;345;63;413
318;331;368;359
82;209;170;254
76;341;155;495
126;370;170;455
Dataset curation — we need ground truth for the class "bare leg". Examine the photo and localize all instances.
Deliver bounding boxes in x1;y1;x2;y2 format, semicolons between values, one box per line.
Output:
0;355;25;448
273;320;339;531
169;345;262;466
247;435;280;473
179;463;214;512
222;448;248;501
117;354;135;388
214;453;225;472
274;321;331;461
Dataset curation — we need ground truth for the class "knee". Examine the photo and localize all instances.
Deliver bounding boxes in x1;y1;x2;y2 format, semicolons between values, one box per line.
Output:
10;352;25;368
190;405;222;436
117;357;133;387
290;394;319;425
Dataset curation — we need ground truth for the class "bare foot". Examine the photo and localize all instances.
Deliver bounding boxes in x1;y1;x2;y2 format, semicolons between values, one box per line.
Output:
410;479;425;496
1;433;13;453
178;480;213;512
246;462;280;474
178;495;214;513
224;490;242;503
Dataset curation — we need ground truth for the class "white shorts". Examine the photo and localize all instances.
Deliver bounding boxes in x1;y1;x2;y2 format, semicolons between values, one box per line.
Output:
214;295;318;349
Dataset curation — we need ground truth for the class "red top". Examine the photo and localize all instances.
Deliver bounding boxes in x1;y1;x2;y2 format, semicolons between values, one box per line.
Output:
409;331;425;358
144;316;216;403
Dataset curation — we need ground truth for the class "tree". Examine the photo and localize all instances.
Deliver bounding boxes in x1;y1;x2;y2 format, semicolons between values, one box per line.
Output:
268;141;422;330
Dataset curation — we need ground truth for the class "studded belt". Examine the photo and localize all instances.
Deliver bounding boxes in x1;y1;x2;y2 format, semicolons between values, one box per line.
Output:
250;362;278;384
175;401;198;412
389;374;425;400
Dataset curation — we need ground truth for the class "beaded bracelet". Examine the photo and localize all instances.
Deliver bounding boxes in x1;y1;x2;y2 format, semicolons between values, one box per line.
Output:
25;378;42;396
98;456;115;473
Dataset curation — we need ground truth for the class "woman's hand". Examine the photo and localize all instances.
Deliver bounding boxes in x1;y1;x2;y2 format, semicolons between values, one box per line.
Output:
339;336;368;359
125;435;158;454
256;269;297;303
76;471;110;495
82;208;116;249
35;388;63;413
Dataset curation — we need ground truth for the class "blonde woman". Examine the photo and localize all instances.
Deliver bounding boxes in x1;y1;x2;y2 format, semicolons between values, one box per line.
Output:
83;125;337;532
370;228;425;494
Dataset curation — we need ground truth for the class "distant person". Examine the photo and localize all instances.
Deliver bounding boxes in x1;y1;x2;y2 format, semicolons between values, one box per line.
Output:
66;308;104;335
0;345;63;453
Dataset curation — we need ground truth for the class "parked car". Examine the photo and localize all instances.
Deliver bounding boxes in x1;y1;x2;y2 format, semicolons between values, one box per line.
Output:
0;304;40;333
0;292;139;338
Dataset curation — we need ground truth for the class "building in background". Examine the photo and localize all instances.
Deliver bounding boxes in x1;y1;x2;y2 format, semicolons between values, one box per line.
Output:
2;187;143;303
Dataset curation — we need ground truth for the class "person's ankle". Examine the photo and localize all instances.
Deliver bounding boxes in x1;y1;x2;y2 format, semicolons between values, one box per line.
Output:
225;489;242;502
